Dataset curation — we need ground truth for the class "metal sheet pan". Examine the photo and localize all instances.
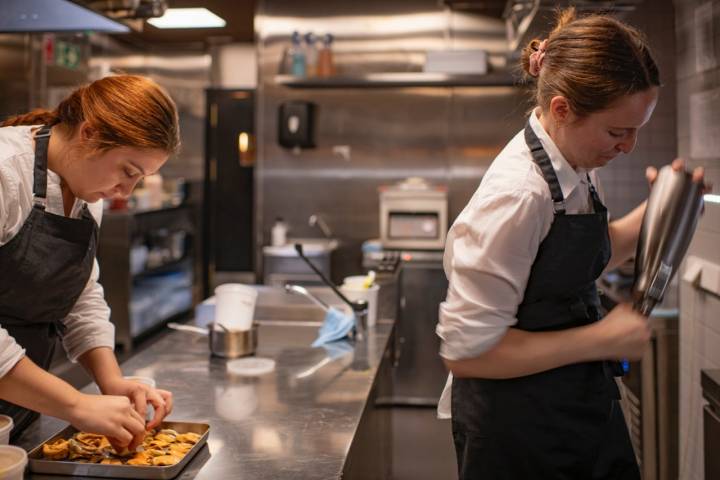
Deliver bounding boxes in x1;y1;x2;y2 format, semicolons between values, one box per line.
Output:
27;421;209;479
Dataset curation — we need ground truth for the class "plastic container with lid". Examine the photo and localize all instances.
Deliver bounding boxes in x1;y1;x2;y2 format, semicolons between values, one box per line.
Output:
215;283;258;331
0;445;27;480
271;217;288;247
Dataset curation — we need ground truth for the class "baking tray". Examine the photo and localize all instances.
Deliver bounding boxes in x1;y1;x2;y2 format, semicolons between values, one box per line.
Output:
27;421;209;479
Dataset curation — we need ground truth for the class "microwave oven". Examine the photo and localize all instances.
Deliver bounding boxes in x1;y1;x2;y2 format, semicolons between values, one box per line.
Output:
379;178;448;250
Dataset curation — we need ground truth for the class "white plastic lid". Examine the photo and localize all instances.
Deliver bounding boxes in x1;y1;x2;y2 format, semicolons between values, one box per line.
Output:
226;357;276;377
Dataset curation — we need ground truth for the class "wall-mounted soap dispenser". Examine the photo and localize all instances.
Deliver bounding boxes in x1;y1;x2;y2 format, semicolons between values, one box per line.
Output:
278;101;316;149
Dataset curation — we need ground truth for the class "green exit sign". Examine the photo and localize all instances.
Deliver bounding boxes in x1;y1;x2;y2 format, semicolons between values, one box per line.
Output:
55;41;81;70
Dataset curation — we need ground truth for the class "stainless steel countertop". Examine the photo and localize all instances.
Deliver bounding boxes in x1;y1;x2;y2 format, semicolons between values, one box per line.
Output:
17;319;394;479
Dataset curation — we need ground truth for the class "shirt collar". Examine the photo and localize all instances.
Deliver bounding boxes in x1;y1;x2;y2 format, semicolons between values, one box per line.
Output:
528;109;587;199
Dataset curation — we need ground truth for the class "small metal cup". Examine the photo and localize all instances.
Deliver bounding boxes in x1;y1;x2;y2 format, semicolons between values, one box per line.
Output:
208;323;258;358
350;300;368;341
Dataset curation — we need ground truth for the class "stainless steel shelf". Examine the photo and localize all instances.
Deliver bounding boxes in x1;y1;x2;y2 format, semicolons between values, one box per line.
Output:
274;71;521;88
97;205;196;352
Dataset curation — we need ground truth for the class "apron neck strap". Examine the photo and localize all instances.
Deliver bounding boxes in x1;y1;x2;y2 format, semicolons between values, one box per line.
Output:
585;172;606;214
524;121;566;215
32;125;52;210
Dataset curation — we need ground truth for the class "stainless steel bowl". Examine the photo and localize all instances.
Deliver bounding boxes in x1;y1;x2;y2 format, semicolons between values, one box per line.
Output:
167;322;258;358
208;324;258;358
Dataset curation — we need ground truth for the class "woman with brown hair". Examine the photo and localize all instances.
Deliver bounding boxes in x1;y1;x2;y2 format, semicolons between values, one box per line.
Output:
436;9;705;479
0;74;179;450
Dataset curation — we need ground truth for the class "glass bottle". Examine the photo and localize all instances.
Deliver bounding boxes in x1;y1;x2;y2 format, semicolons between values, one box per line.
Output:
317;33;336;78
289;31;306;77
304;32;318;78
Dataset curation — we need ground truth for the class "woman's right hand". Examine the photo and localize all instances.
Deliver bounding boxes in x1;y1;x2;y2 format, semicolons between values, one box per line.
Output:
593;303;651;361
67;393;146;451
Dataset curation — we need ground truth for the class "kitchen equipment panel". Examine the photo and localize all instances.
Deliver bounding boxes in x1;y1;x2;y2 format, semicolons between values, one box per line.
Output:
379;177;448;251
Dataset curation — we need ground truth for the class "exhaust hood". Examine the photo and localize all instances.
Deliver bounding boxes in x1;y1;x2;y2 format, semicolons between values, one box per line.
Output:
0;0;131;33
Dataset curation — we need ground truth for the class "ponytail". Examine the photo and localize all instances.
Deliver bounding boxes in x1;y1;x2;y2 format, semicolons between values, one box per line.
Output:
2;109;59;127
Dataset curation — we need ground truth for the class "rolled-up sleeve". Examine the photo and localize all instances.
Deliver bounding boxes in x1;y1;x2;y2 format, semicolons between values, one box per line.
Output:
437;189;550;361
0;155;27;378
61;258;115;362
0;327;25;378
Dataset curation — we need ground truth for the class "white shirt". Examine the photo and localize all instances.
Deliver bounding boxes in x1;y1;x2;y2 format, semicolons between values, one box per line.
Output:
436;110;606;418
0;126;114;379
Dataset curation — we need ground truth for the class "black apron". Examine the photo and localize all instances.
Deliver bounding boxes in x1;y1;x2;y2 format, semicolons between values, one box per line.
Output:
451;121;640;480
0;125;99;440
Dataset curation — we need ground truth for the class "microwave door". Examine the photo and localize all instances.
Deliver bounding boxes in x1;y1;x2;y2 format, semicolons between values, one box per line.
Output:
388;212;439;240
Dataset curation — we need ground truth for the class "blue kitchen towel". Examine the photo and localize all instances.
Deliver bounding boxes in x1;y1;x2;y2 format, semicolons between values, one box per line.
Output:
311;307;354;347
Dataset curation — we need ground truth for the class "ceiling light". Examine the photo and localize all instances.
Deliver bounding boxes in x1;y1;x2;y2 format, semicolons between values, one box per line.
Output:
147;8;226;29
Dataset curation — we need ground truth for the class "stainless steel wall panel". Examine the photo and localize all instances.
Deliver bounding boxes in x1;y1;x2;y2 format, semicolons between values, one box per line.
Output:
0;34;31;119
446;86;529;218
89;42;211;181
256;0;526;281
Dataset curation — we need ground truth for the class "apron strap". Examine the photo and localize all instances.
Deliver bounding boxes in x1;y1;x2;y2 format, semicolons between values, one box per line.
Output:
585;172;608;215
51;319;67;338
32;125;52;210
524;121;566;215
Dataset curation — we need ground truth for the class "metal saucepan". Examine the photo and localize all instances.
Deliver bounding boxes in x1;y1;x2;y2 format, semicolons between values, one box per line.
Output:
168;322;258;358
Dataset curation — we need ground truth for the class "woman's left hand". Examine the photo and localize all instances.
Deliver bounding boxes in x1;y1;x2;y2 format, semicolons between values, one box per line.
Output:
646;158;712;193
101;378;174;430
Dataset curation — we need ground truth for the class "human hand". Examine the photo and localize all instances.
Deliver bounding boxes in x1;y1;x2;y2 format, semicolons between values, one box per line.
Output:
67;393;146;451
101;377;174;432
592;303;651;361
646;158;712;193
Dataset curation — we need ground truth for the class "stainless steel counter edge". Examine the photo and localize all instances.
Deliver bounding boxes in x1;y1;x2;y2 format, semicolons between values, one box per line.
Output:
17;318;395;480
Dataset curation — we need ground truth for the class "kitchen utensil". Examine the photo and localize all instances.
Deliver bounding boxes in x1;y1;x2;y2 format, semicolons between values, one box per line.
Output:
285;284;356;346
339;274;379;326
633;165;705;315
167;322;257;358
293;244;368;338
340;282;379;327
284;284;330;311
27;422;209;479
362;270;376;289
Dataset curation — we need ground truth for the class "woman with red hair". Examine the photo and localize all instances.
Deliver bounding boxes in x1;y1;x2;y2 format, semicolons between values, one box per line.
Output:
0;74;180;451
